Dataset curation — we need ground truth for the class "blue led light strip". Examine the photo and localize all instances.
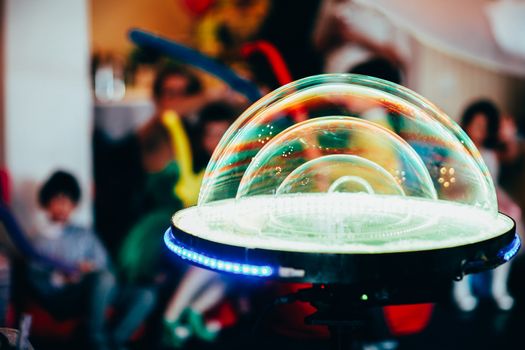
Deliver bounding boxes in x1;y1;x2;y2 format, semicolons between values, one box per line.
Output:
164;229;274;277
498;234;521;262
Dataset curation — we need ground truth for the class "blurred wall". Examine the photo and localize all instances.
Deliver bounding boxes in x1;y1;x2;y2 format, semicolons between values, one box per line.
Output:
412;43;525;122
5;0;92;229
90;0;195;55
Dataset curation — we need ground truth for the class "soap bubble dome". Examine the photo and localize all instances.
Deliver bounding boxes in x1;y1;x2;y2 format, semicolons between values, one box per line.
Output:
172;74;514;254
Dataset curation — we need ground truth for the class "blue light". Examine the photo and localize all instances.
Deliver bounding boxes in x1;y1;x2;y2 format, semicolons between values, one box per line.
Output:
499;234;521;262
164;228;274;277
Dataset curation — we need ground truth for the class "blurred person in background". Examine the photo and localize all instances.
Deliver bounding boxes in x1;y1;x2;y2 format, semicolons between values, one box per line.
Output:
30;171;154;350
119;102;238;348
313;0;410;76
148;64;204;127
117;67;212;288
257;0;322;78
498;114;522;165
94;64;205;258
498;113;525;206
161;102;238;348
454;99;522;312
118;103;234;288
138;64;207;201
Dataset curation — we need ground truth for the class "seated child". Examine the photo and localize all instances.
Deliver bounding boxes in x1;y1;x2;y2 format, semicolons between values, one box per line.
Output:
29;171;154;349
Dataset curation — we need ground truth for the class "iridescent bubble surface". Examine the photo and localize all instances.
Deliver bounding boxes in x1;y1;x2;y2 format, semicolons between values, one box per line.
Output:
172;74;513;253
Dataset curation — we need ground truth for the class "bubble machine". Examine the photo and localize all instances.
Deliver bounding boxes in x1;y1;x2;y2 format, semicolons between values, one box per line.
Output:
165;74;519;348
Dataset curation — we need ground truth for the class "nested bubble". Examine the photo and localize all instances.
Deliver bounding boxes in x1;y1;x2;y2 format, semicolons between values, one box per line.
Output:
236;117;436;200
276;154;405;196
233;117;438;243
199;74;495;215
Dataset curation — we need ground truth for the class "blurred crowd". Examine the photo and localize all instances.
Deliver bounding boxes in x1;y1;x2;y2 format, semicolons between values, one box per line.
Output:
0;0;525;349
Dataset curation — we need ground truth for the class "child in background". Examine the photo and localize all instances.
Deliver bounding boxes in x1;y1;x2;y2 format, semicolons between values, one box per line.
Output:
93;64;205;258
313;0;410;74
120;101;239;283
30;171;154;350
118;65;205;287
454;100;522;311
162;102;238;348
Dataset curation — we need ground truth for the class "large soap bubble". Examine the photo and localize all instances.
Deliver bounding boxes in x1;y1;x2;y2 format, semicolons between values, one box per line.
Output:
237;117;436;199
173;74;513;254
